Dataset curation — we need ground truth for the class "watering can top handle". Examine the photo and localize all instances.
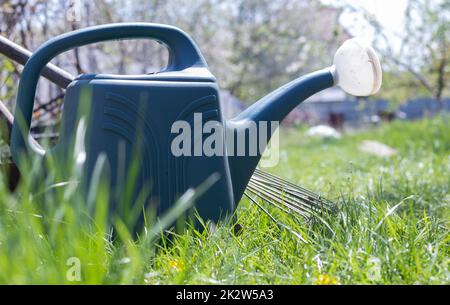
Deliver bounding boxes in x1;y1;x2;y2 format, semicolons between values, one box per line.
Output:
11;23;207;162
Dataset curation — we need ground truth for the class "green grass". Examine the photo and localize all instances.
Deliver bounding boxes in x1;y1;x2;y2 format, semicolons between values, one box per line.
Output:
0;116;449;284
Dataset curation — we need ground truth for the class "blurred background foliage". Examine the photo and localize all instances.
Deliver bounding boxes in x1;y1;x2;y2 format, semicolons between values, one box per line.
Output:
0;1;448;284
0;0;448;110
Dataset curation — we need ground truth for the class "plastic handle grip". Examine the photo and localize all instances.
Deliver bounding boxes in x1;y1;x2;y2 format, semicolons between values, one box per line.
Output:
11;23;207;162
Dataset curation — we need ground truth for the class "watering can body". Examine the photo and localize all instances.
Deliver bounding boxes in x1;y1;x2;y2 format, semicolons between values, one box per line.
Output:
11;23;238;224
60;70;234;220
11;23;381;227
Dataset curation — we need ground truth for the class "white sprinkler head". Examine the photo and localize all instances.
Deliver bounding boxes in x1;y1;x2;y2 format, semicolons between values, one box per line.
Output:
332;38;382;96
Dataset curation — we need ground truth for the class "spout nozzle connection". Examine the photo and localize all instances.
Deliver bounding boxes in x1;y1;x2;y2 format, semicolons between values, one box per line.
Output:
331;38;382;97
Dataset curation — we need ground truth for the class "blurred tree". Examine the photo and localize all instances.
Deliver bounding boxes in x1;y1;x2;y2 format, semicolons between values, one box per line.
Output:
364;0;449;105
0;0;347;108
223;0;347;102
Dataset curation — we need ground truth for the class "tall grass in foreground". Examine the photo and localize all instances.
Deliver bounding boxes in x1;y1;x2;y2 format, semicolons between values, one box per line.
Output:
0;116;449;284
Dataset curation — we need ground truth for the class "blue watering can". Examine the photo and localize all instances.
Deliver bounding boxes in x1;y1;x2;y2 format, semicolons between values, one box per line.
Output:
10;23;381;226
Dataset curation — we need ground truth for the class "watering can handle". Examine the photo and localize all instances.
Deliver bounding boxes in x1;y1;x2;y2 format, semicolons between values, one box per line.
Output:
11;23;207;163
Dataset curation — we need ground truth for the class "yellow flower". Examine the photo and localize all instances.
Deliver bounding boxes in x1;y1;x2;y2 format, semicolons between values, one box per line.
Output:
316;274;339;285
168;259;185;272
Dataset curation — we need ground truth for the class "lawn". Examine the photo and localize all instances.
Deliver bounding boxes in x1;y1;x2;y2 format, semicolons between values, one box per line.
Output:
0;116;448;284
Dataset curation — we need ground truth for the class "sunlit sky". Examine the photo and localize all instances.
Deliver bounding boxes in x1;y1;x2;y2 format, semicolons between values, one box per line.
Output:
341;0;408;34
323;0;408;48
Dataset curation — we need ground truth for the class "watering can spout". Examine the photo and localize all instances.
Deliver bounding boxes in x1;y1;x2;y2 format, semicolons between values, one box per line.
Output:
226;68;335;204
232;68;335;125
227;38;382;204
